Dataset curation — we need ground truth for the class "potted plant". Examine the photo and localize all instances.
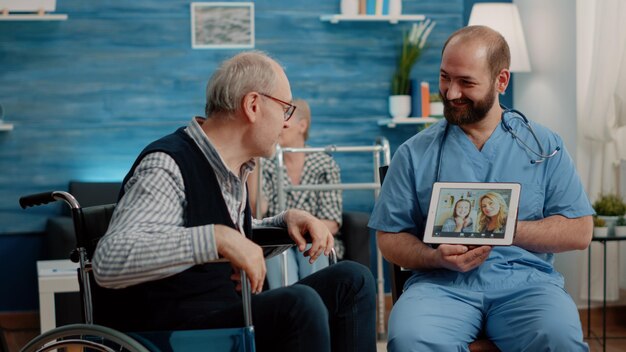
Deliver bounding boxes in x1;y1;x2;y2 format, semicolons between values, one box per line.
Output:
615;216;626;236
593;194;626;216
593;193;626;236
389;19;436;118
593;216;608;238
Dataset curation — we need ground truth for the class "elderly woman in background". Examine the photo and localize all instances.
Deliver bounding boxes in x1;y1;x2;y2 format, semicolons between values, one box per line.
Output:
248;98;343;289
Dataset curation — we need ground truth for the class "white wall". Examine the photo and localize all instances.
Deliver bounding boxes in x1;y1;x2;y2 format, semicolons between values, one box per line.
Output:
514;0;577;153
576;0;626;297
513;0;586;306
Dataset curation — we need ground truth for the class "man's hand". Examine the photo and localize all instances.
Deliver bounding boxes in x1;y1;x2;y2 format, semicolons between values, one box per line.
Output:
214;224;266;294
434;244;492;272
284;209;334;264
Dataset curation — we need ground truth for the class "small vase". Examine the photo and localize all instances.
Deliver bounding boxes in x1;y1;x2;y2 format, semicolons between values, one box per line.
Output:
389;95;411;118
615;225;626;237
593;226;608;238
340;0;359;16
388;0;402;16
430;101;444;117
598;215;619;236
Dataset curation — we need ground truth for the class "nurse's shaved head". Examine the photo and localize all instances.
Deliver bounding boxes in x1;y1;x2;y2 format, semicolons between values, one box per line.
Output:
442;25;510;80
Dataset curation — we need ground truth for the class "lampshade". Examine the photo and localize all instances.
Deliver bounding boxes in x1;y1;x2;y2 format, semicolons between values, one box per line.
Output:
468;3;531;72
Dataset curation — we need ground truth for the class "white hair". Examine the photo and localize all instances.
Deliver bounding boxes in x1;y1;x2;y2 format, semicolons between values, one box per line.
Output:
205;51;279;117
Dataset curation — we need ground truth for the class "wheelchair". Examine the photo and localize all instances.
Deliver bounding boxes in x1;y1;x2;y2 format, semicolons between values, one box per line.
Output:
19;190;320;352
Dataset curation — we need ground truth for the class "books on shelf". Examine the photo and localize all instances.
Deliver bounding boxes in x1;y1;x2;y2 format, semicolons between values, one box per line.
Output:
359;0;366;14
420;82;430;118
366;0;390;15
410;80;433;119
411;79;420;118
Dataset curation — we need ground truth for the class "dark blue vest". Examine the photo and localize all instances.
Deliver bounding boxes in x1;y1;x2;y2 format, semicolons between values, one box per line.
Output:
93;127;252;331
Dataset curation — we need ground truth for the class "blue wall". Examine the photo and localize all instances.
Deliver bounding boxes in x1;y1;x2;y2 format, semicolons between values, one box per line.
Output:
0;0;473;310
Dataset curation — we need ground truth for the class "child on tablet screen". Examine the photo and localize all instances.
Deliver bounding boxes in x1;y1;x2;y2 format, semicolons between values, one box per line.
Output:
441;198;474;233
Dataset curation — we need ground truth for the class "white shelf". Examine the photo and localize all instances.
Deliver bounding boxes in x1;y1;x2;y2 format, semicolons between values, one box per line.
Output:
0;123;14;131
0;13;67;21
320;14;425;24
378;117;440;128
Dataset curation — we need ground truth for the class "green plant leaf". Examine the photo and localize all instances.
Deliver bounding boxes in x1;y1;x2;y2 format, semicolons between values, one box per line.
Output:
593;194;626;216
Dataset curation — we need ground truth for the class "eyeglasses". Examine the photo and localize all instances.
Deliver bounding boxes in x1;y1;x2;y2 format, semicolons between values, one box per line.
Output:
259;93;296;121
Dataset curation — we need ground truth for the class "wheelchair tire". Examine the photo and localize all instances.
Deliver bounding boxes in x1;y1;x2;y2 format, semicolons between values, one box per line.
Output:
19;323;149;352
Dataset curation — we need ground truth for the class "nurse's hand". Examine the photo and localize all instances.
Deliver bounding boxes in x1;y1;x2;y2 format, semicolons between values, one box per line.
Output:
434;244;492;272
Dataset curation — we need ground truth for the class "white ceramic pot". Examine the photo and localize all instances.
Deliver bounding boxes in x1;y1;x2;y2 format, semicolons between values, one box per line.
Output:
430;101;444;117
598;215;619;236
615;225;626;237
389;95;411;118
340;0;359;16
388;0;402;16
593;226;608;238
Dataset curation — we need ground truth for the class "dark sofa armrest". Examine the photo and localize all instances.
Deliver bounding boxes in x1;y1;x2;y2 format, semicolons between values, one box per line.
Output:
339;211;371;267
44;217;77;260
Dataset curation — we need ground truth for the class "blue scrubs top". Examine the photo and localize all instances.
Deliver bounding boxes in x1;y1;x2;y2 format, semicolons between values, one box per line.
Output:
369;112;594;291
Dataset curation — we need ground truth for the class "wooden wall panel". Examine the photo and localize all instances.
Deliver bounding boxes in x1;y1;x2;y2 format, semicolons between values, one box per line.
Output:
0;0;463;234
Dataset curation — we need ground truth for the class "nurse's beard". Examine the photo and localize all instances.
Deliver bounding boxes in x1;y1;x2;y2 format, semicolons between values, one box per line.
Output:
442;89;496;126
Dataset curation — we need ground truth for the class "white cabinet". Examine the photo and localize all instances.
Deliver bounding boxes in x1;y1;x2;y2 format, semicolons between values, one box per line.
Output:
37;260;79;333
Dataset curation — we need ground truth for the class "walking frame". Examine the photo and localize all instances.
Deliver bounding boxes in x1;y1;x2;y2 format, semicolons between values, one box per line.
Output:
255;137;391;339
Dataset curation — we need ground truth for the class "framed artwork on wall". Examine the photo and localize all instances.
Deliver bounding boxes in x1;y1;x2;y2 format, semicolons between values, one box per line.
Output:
191;2;255;49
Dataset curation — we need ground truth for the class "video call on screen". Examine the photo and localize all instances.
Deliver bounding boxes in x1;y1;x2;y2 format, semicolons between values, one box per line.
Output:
432;188;512;239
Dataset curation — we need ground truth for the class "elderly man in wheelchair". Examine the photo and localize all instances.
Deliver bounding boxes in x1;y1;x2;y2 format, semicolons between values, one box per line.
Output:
84;51;376;352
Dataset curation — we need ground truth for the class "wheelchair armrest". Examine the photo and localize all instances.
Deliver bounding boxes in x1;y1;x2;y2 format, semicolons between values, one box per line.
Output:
251;226;312;260
251;226;292;246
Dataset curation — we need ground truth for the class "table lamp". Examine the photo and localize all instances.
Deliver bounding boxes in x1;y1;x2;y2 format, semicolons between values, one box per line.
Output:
468;3;531;72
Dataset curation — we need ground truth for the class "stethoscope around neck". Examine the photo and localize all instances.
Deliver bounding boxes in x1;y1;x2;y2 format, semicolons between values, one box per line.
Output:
436;105;561;181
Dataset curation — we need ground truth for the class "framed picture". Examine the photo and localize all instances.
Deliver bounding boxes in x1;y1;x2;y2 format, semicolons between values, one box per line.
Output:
191;2;255;49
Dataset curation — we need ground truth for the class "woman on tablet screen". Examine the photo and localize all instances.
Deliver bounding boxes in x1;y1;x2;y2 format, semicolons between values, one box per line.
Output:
477;192;508;234
441;198;474;232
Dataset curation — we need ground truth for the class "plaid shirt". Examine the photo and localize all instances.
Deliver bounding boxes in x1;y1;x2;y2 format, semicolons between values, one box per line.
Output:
262;151;342;226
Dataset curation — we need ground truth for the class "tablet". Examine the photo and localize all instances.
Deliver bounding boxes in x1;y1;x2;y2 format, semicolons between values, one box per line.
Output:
422;182;521;246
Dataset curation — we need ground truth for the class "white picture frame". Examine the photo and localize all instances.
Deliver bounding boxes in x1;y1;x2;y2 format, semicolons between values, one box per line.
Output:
191;2;255;49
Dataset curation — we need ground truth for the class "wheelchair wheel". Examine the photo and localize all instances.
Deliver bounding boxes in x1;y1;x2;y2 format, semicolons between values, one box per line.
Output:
20;323;149;352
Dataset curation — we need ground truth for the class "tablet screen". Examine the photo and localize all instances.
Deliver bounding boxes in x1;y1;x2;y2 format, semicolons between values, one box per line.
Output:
423;182;521;246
